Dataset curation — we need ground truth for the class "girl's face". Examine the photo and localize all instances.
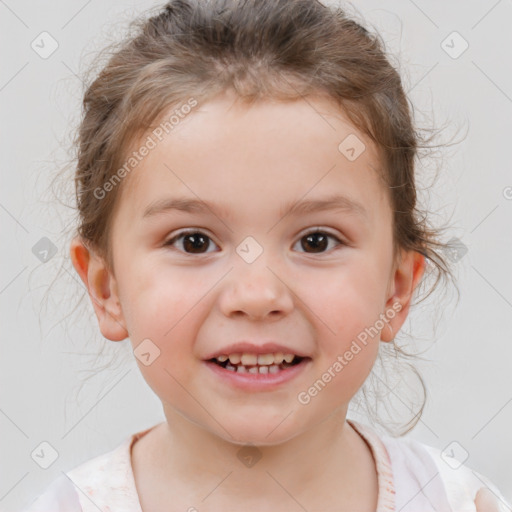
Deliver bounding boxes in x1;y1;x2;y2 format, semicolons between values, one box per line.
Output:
75;91;423;445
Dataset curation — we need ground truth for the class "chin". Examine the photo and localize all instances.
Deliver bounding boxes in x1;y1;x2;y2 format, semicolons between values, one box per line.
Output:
214;417;300;447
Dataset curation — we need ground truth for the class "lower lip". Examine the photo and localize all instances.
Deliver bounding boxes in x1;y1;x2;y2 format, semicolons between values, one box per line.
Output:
204;359;311;392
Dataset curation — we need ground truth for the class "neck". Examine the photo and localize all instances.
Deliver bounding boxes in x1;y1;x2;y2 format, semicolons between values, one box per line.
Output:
142;405;377;509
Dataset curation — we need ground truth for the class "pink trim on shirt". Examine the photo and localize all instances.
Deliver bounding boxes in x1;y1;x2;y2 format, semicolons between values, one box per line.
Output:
347;419;396;512
64;419;396;511
25;415;512;512
125;420;397;511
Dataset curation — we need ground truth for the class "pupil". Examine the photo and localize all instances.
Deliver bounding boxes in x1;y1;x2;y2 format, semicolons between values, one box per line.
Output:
184;233;209;253
303;233;327;253
182;233;328;254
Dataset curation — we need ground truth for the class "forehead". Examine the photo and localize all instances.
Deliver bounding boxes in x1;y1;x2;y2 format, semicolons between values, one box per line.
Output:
115;93;389;226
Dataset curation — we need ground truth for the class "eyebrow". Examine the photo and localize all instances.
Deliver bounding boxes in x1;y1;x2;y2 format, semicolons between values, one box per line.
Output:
142;194;368;221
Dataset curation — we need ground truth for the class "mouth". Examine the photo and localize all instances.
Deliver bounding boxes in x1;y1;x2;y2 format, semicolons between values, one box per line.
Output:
207;352;310;375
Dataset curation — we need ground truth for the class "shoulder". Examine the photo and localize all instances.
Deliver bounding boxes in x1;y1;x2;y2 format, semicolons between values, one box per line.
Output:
20;474;81;512
380;432;510;512
20;444;121;512
21;426;156;512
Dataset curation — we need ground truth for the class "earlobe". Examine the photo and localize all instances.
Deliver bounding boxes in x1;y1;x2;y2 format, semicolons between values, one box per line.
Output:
381;250;426;342
69;237;129;342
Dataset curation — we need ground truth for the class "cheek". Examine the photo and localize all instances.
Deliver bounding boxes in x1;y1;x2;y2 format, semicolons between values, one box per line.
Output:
124;271;201;406
120;263;207;340
121;265;210;387
297;263;385;386
298;262;387;335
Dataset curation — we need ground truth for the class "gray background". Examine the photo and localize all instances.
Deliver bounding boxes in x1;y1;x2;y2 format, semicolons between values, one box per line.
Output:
1;0;511;510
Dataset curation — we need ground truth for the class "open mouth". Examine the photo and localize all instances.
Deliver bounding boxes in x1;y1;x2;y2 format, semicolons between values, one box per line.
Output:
208;353;308;374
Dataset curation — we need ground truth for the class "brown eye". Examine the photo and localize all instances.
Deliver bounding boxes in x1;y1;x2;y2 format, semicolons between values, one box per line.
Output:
165;230;218;254
295;230;344;254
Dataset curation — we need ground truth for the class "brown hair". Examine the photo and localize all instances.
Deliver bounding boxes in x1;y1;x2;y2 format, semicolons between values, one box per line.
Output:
70;0;461;435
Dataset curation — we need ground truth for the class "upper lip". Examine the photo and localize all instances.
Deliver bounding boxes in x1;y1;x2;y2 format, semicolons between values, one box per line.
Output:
203;341;311;360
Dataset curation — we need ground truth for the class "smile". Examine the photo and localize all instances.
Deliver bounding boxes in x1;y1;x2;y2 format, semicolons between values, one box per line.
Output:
211;352;304;374
205;352;312;391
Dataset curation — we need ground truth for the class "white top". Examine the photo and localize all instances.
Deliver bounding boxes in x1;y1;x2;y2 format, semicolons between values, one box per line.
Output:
22;419;511;512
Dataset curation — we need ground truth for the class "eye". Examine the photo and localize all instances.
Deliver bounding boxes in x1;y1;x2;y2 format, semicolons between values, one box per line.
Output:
164;230;219;254
293;229;345;254
164;228;346;255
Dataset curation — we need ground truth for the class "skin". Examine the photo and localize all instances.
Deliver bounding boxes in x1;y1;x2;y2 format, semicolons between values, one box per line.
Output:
474;488;505;512
69;90;494;511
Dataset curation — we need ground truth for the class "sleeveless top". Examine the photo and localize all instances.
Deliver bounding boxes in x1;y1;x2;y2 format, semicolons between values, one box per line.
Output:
22;419;511;512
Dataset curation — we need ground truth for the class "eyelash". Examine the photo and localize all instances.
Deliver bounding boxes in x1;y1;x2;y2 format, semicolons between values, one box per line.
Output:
163;228;346;255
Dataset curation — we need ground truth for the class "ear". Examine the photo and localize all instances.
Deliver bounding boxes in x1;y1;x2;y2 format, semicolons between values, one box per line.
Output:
380;250;426;342
69;236;128;342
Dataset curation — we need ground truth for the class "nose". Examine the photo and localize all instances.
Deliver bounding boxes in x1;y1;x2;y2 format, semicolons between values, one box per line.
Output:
218;257;294;321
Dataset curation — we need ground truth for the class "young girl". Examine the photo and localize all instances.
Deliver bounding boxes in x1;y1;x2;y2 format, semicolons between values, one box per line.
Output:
23;0;510;511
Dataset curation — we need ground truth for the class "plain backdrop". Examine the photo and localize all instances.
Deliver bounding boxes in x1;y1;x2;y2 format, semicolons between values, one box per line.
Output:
1;0;511;510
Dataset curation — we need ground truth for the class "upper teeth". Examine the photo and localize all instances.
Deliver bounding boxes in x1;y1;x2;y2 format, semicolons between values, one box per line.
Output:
215;353;296;365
